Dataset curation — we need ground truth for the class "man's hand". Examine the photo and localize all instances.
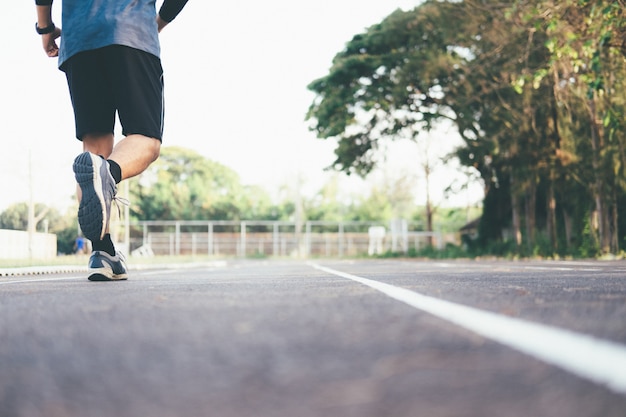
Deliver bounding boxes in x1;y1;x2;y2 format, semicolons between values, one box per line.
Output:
42;26;62;57
156;15;168;33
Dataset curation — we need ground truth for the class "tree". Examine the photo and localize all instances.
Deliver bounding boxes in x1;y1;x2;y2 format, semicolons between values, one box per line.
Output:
304;174;350;222
306;1;528;244
517;0;626;254
130;147;266;221
0;202;79;254
307;0;626;256
0;203;57;232
350;172;417;223
307;1;475;239
306;4;462;176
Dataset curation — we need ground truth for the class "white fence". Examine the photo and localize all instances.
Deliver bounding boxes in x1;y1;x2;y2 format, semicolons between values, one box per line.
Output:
0;229;57;259
123;220;454;258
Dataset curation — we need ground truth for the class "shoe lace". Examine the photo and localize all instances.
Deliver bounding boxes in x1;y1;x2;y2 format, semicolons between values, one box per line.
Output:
112;195;130;219
115;250;128;263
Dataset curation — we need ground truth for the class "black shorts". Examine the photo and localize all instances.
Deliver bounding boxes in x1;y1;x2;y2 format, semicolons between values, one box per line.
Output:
62;45;164;141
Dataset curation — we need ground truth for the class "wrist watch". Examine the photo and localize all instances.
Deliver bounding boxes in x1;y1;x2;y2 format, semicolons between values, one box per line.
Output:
36;22;56;35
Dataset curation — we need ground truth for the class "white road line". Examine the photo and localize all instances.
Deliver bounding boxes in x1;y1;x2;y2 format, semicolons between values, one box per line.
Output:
309;262;626;395
522;266;602;272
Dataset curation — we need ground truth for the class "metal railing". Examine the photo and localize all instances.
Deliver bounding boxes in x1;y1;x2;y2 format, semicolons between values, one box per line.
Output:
119;220;450;258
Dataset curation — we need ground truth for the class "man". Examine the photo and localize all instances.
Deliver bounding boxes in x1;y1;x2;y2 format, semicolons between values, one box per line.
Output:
74;235;86;255
35;0;188;281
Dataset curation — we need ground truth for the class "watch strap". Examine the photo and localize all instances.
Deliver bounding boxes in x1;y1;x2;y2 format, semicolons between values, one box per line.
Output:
36;22;56;35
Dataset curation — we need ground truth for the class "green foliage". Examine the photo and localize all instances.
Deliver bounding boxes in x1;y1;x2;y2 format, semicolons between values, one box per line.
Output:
56;226;79;255
351;175;416;222
307;3;460;176
306;0;626;257
303;175;350;222
130;147;278;221
411;243;469;259
349;187;394;222
0;202;74;234
431;206;482;233
579;214;601;258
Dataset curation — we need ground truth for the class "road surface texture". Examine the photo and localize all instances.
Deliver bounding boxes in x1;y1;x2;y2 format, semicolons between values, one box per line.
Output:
1;259;625;417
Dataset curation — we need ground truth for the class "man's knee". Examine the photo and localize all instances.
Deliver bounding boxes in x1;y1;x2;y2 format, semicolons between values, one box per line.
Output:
125;133;161;162
148;138;161;163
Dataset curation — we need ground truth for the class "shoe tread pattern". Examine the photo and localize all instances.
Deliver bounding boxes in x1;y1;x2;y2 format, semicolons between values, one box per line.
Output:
73;153;105;242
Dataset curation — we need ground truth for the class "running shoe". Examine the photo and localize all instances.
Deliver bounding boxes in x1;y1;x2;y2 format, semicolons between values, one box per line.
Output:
73;152;117;242
88;250;129;281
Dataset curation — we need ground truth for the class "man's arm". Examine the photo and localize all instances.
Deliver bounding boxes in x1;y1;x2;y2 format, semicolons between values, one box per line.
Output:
35;0;61;57
157;0;189;32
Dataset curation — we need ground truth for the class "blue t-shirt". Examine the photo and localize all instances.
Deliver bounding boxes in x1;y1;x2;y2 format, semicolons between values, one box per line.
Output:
59;0;160;68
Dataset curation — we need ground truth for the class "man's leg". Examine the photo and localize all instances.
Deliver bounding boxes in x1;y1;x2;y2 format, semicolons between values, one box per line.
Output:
73;146;128;281
82;133;114;158
106;134;161;180
74;133;158;282
75;133;114;204
79;132;161;236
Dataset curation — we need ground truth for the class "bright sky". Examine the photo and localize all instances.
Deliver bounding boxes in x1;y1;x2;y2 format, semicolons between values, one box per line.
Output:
2;1;482;214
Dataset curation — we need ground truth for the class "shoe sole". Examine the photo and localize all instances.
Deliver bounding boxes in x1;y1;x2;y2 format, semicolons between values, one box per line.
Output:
88;273;128;281
87;252;129;281
74;153;107;242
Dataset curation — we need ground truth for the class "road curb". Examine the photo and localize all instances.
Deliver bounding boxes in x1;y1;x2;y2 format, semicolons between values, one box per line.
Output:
0;265;89;277
0;260;228;277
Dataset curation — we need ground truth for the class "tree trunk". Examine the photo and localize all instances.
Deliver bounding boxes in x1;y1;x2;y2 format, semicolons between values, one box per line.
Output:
546;180;558;253
611;190;619;253
510;175;522;247
588;96;610;253
562;208;572;250
524;180;536;252
424;161;434;247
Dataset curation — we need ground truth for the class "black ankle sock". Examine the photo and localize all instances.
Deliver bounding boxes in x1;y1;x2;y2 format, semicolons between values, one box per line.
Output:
107;159;122;184
92;234;116;257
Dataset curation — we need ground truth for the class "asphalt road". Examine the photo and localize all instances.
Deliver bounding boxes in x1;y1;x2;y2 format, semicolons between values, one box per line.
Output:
1;259;626;417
